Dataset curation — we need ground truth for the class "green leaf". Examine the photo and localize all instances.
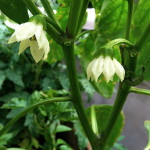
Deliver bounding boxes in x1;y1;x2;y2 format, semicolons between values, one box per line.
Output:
86;105;124;149
0;0;29;23
1;98;26;109
79;78;95;98
74;121;88;150
144;120;150;150
0;71;6;89
5;68;24;87
56;125;72;133
47;40;64;63
0;133;13;146
132;1;150;80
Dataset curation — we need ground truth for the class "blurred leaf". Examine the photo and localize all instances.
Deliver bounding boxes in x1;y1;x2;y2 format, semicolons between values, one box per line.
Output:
47;40;64;64
131;1;150;80
79;77;95;98
56;139;72;150
74;121;88;150
56;125;72;133
0;0;29;23
58;72;69;90
0;71;6;89
5;68;24;87
25;113;40;136
0;133;13;146
144;120;150;150
86;105;124;149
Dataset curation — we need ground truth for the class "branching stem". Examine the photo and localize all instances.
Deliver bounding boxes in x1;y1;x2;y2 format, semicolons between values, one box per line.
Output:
0;97;71;136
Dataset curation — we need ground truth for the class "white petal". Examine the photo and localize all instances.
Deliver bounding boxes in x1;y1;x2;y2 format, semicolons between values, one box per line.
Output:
113;59;125;81
18;39;30;55
43;40;50;60
90;56;103;82
35;24;43;49
87;59;97;81
103;56;115;82
30;41;44;63
15;22;37;41
8;32;17;44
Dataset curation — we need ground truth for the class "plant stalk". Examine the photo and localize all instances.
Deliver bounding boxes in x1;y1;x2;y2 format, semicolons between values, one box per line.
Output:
23;0;42;15
100;83;130;149
130;87;150;95
62;44;100;150
40;0;60;26
126;0;133;39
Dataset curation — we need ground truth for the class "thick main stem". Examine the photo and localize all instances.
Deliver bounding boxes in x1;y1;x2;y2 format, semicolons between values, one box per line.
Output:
62;44;100;150
100;83;130;149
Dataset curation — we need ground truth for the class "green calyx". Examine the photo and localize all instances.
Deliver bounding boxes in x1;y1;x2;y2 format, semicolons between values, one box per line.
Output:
29;14;47;29
106;38;134;49
93;38;134;59
93;46;114;59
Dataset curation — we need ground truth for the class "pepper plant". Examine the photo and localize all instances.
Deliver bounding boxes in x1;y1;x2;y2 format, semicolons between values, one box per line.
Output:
0;0;150;149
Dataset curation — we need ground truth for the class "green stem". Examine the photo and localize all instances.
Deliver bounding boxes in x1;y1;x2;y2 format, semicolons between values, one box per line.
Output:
62;45;99;150
67;0;82;38
100;83;130;149
40;0;60;26
106;38;134;49
130;87;150;95
135;21;150;51
23;0;63;44
0;97;71;136
126;0;133;39
23;0;42;15
76;0;89;35
44;16;64;34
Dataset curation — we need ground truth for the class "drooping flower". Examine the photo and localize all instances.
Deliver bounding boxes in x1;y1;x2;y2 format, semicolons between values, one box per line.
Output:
8;21;50;63
87;56;125;82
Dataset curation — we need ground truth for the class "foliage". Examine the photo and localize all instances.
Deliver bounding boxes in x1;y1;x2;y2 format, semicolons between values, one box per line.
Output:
1;0;150;150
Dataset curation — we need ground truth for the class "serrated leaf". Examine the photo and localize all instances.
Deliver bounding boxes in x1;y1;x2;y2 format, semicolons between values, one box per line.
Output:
1;98;26;109
0;0;29;23
5;68;24;87
86;105;124;149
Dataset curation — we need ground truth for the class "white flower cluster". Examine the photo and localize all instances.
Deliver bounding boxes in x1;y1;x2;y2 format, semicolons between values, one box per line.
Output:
87;56;125;82
8;21;50;63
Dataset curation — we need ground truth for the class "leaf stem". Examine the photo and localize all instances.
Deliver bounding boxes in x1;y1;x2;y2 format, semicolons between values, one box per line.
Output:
40;0;60;26
130;87;150;95
23;0;64;44
23;0;42;15
0;97;71;136
126;0;133;39
62;45;100;150
100;83;130;149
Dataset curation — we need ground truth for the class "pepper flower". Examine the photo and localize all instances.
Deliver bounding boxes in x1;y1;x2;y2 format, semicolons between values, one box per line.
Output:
87;56;125;82
8;16;50;63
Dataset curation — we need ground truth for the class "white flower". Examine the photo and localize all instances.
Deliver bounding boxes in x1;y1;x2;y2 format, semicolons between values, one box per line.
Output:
8;21;50;63
87;56;125;82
